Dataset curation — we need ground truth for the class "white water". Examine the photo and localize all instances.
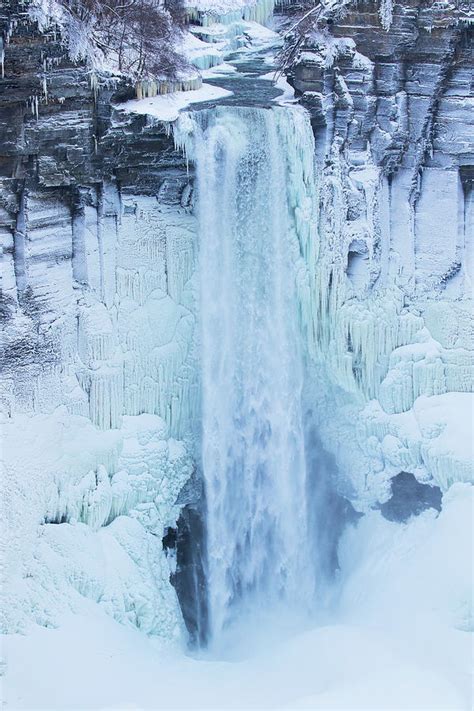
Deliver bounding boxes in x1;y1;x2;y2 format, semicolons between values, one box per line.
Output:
176;106;319;645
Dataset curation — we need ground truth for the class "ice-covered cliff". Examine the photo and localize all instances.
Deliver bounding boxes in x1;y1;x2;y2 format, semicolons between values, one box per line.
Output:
285;0;473;508
1;4;200;636
1;0;472;649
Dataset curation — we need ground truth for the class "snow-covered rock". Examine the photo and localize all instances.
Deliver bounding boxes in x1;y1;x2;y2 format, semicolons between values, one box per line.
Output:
0;13;201;635
288;0;473;508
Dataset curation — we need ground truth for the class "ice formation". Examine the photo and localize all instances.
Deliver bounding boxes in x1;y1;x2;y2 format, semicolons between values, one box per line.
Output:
284;20;474;509
180;32;225;71
135;74;203;100
2;181;199;635
185;0;276;28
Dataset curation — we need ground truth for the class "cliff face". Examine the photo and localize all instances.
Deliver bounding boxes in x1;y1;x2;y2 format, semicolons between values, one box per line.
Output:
1;6;199;635
0;0;472;639
286;0;473;506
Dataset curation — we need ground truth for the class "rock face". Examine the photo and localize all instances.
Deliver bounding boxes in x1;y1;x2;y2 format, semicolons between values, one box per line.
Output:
286;0;473;506
1;4;200;636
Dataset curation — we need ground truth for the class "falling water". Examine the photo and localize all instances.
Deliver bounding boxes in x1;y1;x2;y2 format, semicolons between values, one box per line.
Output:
175;105;318;646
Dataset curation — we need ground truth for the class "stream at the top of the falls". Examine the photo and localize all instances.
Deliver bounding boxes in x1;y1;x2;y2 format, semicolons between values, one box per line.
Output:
189;21;292;110
174;25;321;652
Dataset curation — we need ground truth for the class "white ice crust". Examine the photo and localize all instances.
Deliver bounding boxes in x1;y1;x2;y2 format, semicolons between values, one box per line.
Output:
1;188;198;636
117;83;233;122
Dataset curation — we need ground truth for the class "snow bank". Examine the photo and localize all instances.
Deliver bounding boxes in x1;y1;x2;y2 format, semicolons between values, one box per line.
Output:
5;620;468;709
117;83;232;122
351;391;474;505
260;71;297;104
414;393;473;488
2;409;192;636
339;483;473;632
4;486;472;708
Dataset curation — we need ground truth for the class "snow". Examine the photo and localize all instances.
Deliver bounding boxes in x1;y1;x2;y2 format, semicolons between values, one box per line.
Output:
186;0;275;26
3;621;466;709
240;19;280;43
338;483;473;634
1;409;192;636
379;0;394;30
201;63;239;79
295;33;375;75
3;618;469;709
260;71;296;104
414;393;474;488
180;31;225;70
116;83;233;122
3;485;472;709
352;391;474;507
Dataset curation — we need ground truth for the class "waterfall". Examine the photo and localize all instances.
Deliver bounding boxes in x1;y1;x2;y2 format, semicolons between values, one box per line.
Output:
175;106;318;646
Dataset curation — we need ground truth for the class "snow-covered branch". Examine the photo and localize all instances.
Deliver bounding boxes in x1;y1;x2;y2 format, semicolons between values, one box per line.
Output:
30;0;192;81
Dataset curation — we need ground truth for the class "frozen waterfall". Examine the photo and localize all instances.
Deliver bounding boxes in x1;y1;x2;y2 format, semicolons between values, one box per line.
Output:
175;106;319;645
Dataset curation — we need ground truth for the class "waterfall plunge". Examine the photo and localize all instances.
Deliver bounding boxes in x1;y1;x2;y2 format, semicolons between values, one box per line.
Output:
175;106;319;647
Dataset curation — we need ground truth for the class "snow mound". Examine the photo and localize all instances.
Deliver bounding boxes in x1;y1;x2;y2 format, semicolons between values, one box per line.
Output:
117;83;233;122
3;485;472;708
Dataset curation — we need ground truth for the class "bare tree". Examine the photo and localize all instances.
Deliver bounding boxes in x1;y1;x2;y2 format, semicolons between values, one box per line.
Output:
275;0;350;76
276;0;473;76
57;0;189;80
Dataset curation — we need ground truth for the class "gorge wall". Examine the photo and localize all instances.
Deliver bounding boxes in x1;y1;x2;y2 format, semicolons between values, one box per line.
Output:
287;0;473;507
1;0;472;640
1;5;199;635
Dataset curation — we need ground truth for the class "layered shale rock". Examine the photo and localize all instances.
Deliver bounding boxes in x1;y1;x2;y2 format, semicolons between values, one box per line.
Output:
286;0;473;506
1;3;201;636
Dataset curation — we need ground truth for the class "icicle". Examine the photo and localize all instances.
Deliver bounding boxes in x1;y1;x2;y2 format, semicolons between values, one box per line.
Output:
186;0;275;31
190;53;222;71
90;70;99;101
379;0;393;30
135;75;202;100
42;74;48;103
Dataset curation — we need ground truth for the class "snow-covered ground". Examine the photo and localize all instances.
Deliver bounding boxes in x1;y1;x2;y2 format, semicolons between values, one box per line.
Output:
3;483;472;709
117;84;233;123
